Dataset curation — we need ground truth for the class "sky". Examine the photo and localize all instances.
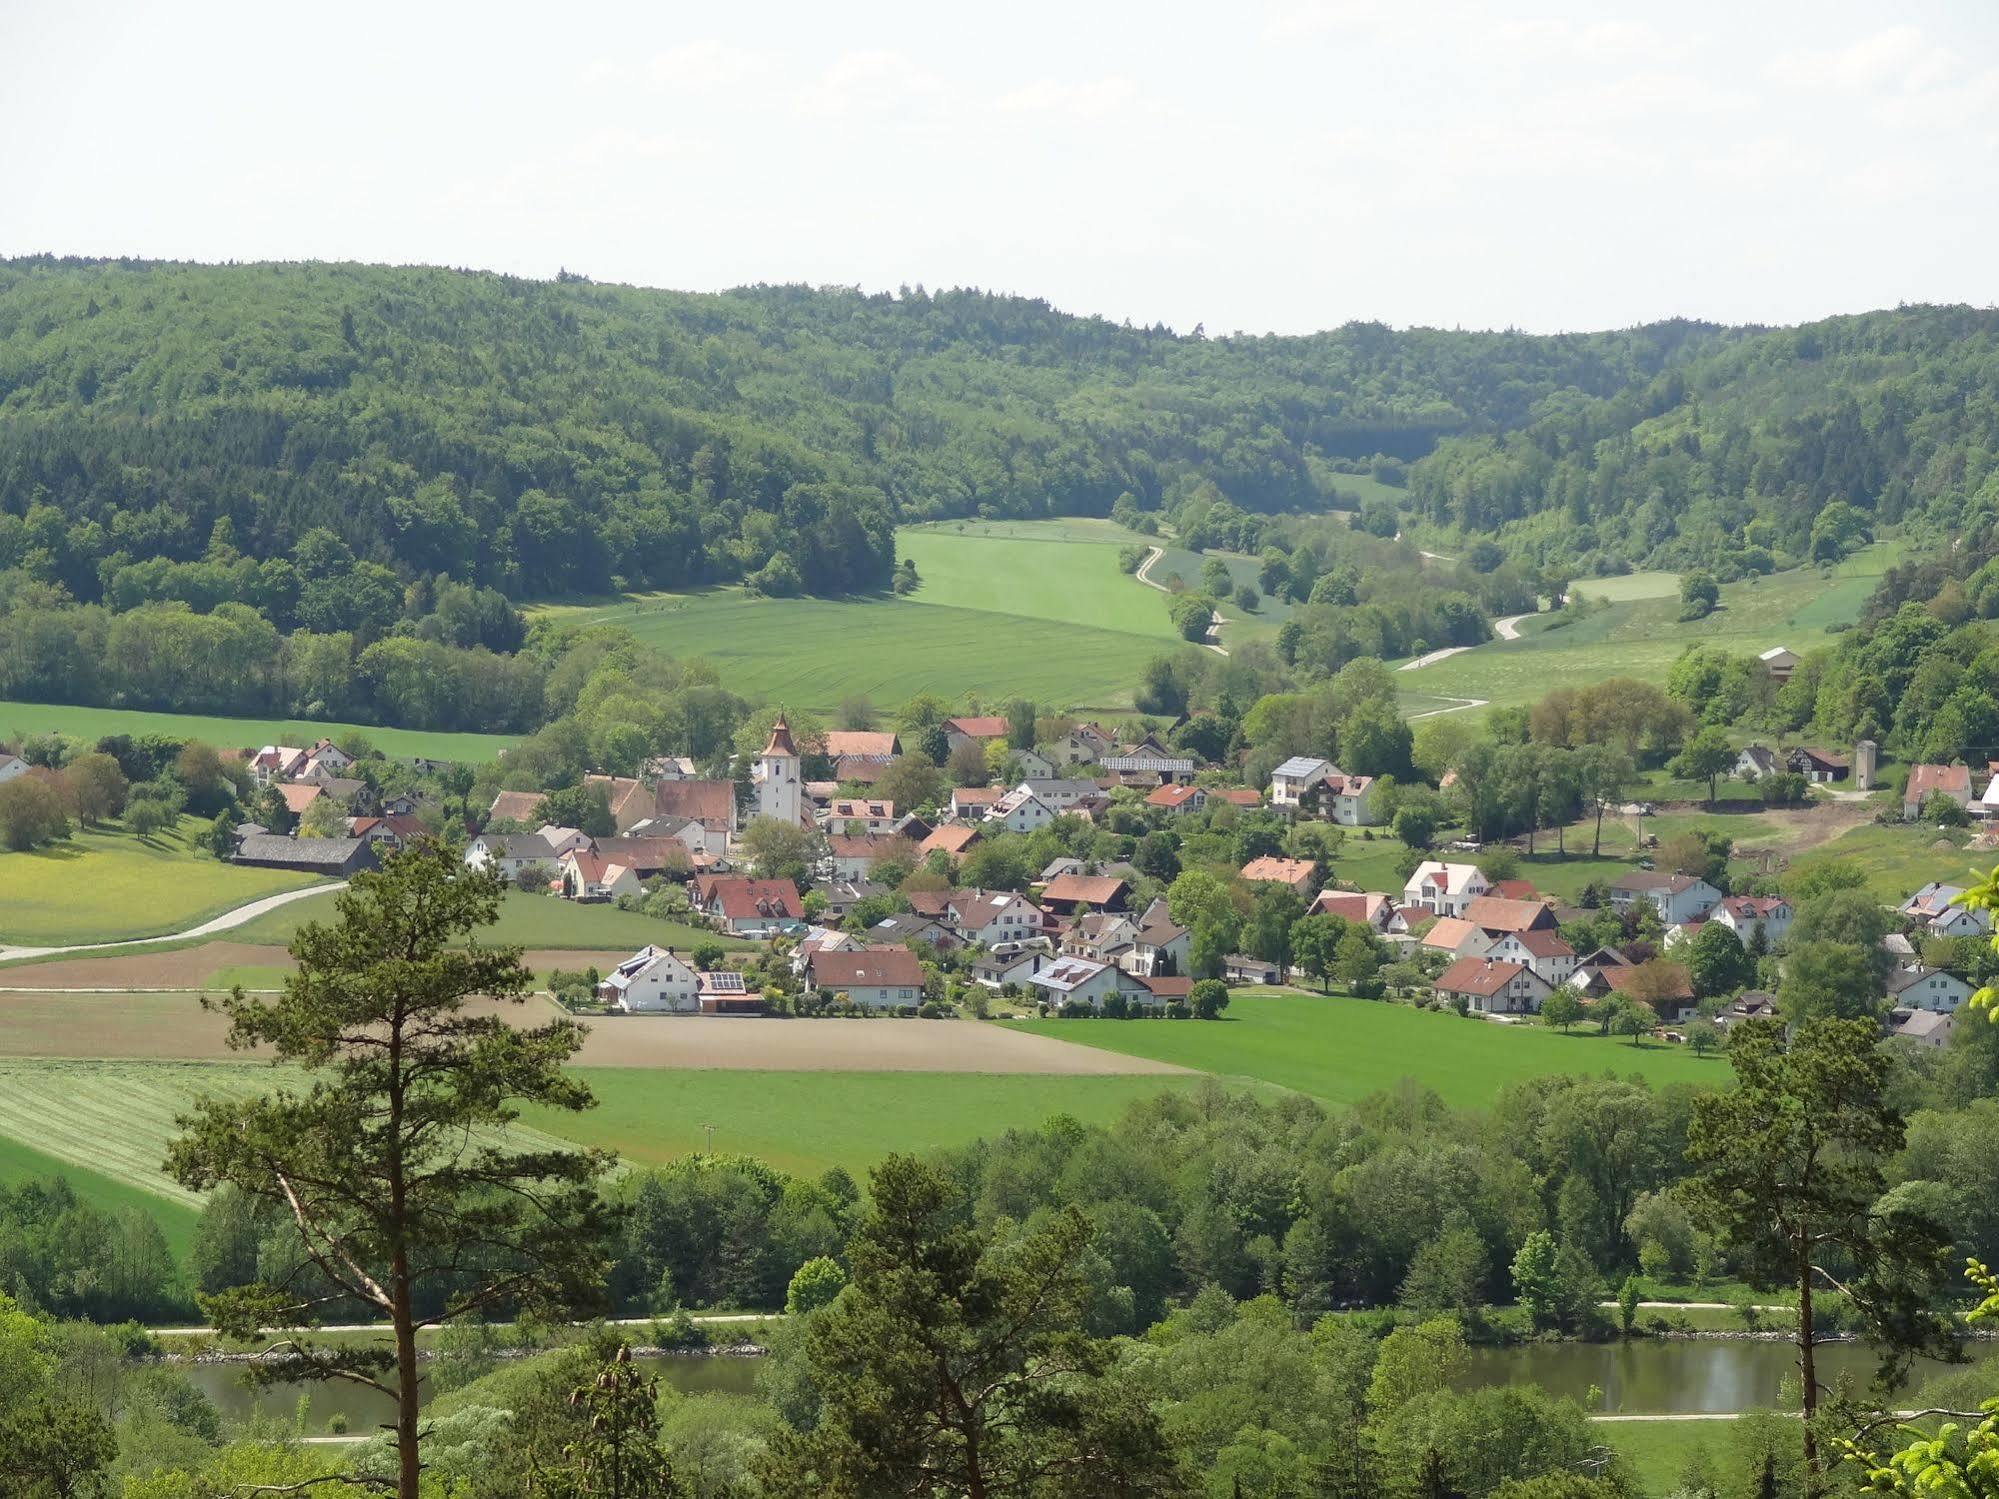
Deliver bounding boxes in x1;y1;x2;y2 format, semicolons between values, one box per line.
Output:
3;0;1996;335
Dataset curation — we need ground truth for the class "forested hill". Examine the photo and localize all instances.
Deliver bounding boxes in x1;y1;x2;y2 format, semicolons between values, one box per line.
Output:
0;256;1715;599
0;256;1993;602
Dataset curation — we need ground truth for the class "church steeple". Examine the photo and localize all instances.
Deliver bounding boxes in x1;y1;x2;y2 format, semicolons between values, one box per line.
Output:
754;709;803;829
761;713;798;759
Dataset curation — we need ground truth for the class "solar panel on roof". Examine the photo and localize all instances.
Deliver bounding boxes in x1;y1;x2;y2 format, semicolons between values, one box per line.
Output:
701;971;747;992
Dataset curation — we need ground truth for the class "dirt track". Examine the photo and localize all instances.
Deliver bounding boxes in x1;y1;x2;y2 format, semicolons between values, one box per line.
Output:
0;990;1189;1075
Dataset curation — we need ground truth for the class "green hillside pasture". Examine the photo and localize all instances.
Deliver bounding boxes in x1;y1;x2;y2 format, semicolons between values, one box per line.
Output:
1006;994;1721;1109
522;1068;1220;1179
0;699;513;761
0;1059;580;1208
1407;562;1881;710
217;888;751;953
1569;571;1683;602
896;528;1176;637
0;1130;201;1257
1798;823;1987;904
0;816;325;948
538;589;1163;712
1149;547;1296;639
899;517;1154;546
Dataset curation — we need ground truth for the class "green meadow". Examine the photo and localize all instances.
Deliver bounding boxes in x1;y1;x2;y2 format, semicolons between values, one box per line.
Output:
1006;993;1724;1108
0;1130;201;1257
0;698;514;761
1404;549;1895;711
521;1068;1221;1180
0;816;325;947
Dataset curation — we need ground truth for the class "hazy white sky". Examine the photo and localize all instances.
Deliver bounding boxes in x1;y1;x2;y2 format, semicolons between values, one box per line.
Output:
4;0;1995;334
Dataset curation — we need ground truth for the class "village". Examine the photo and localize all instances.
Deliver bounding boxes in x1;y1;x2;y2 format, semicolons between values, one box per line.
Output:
216;692;1999;1054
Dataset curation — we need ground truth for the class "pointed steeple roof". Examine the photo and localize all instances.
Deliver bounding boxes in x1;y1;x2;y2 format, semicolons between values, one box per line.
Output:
761;713;798;759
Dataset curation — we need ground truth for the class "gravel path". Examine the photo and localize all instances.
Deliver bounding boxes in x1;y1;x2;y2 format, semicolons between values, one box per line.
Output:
0;882;345;964
1133;546;1229;655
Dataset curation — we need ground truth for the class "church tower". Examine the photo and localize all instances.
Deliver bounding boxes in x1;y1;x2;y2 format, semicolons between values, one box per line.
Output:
755;712;802;827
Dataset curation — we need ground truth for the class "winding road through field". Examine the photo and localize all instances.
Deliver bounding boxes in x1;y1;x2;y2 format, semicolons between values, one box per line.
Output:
0;881;345;964
1133;545;1230;655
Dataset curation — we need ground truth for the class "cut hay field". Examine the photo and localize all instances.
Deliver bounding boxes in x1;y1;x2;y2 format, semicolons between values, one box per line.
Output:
0;1131;201;1257
533;521;1181;712
1404;548;1895;712
0;816;326;948
0;698;514;761
0;1059;579;1209
521;1067;1221;1179
206;888;739;954
1007;993;1724;1108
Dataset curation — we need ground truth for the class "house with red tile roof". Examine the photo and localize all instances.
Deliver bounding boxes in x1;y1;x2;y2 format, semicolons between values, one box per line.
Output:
1488;928;1576;987
702;877;804;933
803;946;926;1007
919;822;982;859
1463;895;1556;936
1904;762;1973;819
943;716;1010;751
820;730;900;761
1434;955;1552;1015
1146;783;1208;814
1039;873;1132;914
1309;890;1394;930
1240;856;1318;895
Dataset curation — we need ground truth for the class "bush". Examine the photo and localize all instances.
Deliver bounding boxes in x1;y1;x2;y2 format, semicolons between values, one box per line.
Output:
0;776;71;849
1190;979;1230;1019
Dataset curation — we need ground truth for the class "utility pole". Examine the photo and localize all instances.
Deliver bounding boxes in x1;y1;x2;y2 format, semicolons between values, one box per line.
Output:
701;1122;715;1156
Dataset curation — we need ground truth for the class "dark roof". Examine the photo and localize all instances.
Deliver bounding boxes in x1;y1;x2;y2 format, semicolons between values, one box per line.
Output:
234;834;375;875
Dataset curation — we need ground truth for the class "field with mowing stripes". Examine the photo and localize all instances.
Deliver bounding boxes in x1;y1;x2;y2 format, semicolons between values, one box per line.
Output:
0;1131;201;1256
0;1060;579;1208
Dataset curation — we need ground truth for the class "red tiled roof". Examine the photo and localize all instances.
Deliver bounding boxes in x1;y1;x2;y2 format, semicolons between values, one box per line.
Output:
920;824;981;856
822;731;899;760
1146;784;1202;808
807;946;924;989
945;716;1009;739
1211;788;1263;807
1509;929;1575;958
653;779;736;827
1908;763;1972;800
1463;895;1554;932
1040;873;1129;908
1241;856;1317;886
488;790;545;823
1490;879;1539;901
706;878;803;922
1436;956;1532;996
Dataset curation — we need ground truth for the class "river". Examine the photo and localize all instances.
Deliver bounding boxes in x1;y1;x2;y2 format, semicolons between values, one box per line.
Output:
180;1340;1999;1434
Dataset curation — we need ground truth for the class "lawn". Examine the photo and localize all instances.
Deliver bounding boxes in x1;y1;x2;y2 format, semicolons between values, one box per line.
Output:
1797;822;1987;903
1406;554;1891;711
897;528;1176;638
1600;1419;1717;1496
534;588;1164;714
0;1130;201;1258
521;1067;1219;1179
0;698;513;762
1329;834;1643;904
1005;994;1725;1109
1569;571;1684;603
222;888;748;952
0;1059;578;1209
0;816;325;947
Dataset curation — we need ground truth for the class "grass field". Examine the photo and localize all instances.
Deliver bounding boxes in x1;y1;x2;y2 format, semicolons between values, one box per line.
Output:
897;525;1174;638
1405;549;1895;712
1601;1420;1711;1495
0;1130;201;1256
1006;994;1725;1108
0;1059;578;1209
216;888;745;952
0;816;325;947
0;699;513;761
522;1067;1220;1178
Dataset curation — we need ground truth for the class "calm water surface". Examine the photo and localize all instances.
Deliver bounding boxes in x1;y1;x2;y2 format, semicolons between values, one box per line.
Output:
181;1340;1999;1432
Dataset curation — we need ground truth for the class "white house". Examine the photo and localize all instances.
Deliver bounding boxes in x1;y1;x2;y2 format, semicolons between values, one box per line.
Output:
1025;956;1152;1012
986;787;1055;835
559;849;642;900
1889;1008;1955;1049
790;926;864;976
464;830;565;881
1435;955;1553;1015
1402;861;1493;918
1886;966;1976;1014
803;946;926;1008
598;946;700;1014
1712;895;1794;948
1012;748;1058;780
1123;899;1191;976
1488;929;1577;988
825;798;898;835
1734;745;1781;781
945;889;1044;945
1018;777;1098;812
1269;756;1333;810
1900;882;1992;938
1609;871;1722;926
1905;763;1974;820
0;753;25;786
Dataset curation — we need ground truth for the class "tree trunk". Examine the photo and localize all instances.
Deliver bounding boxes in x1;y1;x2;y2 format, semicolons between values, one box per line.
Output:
1797;1262;1819;1490
394;1267;419;1499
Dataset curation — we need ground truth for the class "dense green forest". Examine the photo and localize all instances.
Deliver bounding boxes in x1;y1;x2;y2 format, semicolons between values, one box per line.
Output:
0;256;1734;601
